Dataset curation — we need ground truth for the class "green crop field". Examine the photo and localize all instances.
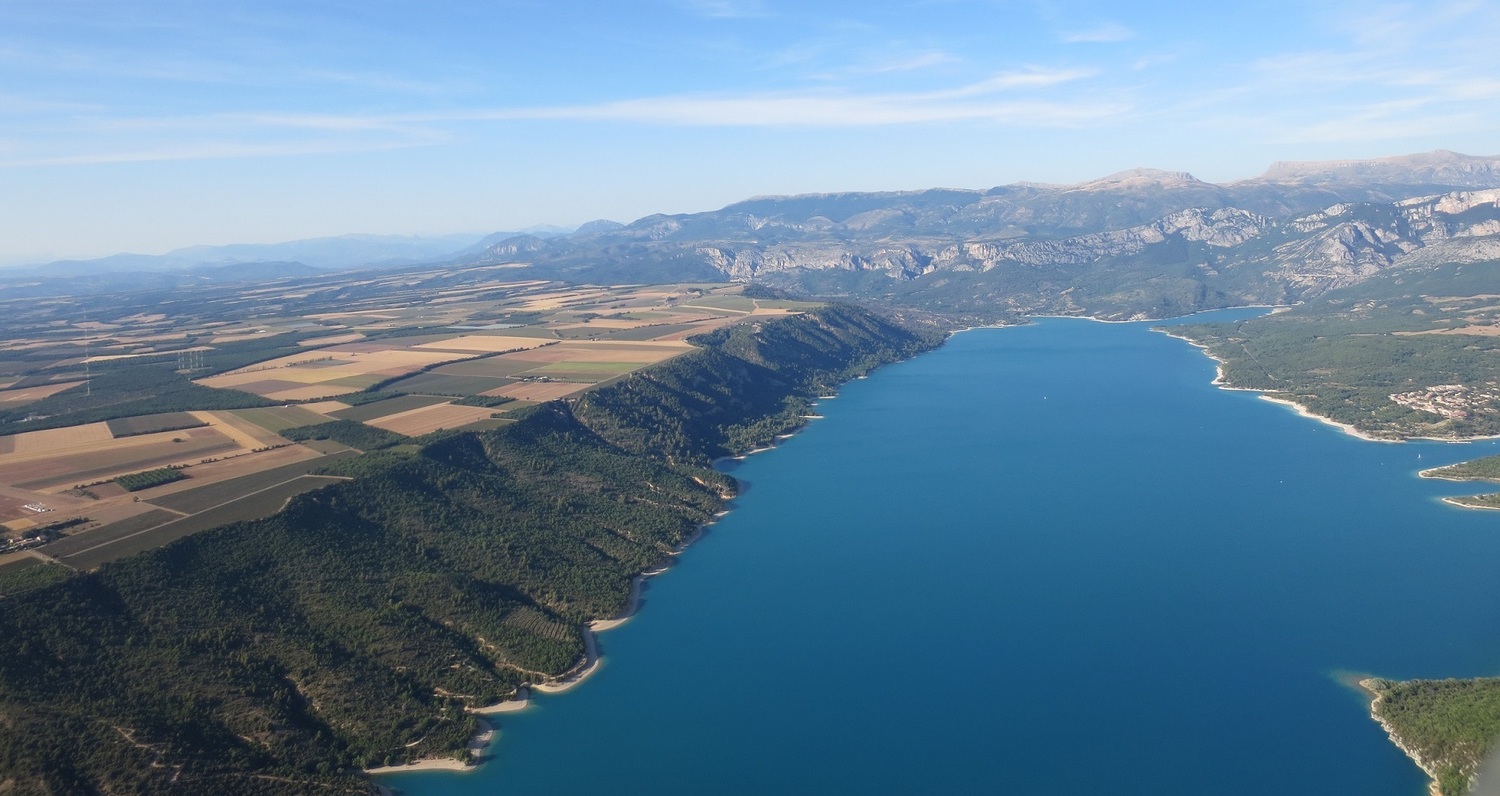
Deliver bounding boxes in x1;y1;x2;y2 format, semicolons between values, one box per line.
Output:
433;357;541;378
325;374;386;389
684;296;756;312
63;476;345;570
533;361;642;374
147;452;355;515
105;411;208;438
751;299;822;310
39;509;180;560
329;394;447;422
229;405;333;433
385;372;514;396
604;323;701;341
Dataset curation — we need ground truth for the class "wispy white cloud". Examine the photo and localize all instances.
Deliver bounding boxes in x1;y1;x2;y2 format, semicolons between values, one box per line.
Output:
1061;23;1133;44
856;51;960;75
449;67;1109;127
1178;0;1500;147
492;92;1122;127
0;65;1121;167
1131;53;1178;71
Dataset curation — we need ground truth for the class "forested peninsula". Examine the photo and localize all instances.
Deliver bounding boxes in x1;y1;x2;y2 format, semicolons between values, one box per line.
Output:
0;305;939;795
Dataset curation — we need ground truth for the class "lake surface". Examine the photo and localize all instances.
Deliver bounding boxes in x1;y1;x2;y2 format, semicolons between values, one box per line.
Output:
384;312;1500;795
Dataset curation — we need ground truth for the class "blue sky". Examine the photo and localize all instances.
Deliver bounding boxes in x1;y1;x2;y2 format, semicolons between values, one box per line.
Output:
3;0;1499;262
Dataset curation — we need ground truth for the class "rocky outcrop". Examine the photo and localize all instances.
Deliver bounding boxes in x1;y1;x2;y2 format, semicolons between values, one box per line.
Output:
1266;190;1500;290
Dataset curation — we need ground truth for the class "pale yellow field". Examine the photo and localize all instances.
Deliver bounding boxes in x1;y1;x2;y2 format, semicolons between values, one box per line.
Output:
555;318;658;331
0;426;246;492
411;335;555;353
1395;325;1500;337
190;411;291;449
210;331;285;343
496;340;691;366
299;400;351;414
199;349;467;395
516;290;611;310
304;311;402;321
263;385;360;401
9;423;115;455
364;403;499;436
485;381;591;402
297;333;364;346
653;316;749;341
0;381;87;406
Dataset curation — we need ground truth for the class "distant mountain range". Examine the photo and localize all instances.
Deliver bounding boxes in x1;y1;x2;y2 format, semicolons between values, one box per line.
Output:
9;150;1500;318
0;230;572;297
456;149;1500;319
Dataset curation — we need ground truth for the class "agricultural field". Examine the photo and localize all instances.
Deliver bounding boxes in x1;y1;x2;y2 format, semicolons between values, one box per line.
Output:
197;347;475;401
0;269;814;569
228;405;337;433
146;452;356;515
0;380;87;409
59;476;347;570
105;411;208;437
0;424;240;492
363;402;503;436
329;393;449;422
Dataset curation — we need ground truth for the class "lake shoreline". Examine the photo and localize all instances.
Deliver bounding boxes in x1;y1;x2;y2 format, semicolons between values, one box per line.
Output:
1355;678;1445;796
368;360;881;783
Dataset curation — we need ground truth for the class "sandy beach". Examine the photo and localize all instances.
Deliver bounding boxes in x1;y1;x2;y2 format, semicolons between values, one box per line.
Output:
365;757;474;775
366;716;498;776
471;687;530;715
1255;395;1393;443
1441;496;1500;511
590;574;643;633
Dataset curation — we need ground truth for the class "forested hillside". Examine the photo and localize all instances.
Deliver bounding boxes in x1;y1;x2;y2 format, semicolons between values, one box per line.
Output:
0;305;935;795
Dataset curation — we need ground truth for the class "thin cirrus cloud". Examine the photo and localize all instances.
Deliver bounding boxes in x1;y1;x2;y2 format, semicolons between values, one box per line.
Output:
2;67;1121;166
435;68;1111;127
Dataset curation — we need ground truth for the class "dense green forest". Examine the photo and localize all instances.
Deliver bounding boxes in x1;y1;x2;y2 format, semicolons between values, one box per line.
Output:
0;305;935;795
1365;677;1500;796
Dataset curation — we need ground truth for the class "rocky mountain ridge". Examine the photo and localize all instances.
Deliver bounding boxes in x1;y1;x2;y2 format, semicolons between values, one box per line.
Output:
463;150;1500;319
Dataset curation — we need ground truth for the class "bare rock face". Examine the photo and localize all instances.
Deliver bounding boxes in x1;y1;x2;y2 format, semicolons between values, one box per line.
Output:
1398;189;1500;240
689;207;1273;278
1270;221;1415;291
1266;190;1500;291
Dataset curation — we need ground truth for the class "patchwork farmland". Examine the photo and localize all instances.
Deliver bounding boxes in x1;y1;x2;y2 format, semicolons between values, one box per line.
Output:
0;271;818;574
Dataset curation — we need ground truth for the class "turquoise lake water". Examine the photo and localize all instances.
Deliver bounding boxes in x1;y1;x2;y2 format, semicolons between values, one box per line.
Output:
384;312;1500;795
